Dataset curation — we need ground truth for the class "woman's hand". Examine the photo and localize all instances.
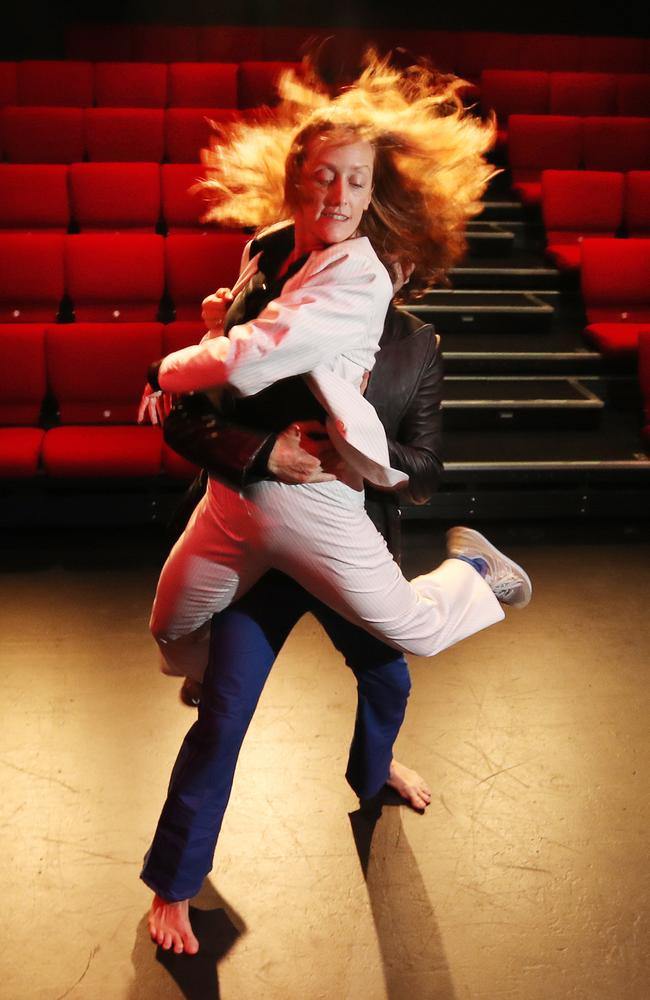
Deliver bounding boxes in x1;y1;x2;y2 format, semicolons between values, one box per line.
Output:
201;287;234;337
267;421;342;484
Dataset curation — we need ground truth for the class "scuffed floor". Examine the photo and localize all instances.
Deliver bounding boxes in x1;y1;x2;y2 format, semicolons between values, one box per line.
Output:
1;521;648;1000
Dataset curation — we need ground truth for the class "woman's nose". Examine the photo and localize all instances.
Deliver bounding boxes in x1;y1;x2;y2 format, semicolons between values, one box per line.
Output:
326;177;347;205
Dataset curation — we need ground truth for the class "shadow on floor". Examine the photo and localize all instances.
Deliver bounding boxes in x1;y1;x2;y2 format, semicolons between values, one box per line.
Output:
350;793;458;1000
129;882;245;999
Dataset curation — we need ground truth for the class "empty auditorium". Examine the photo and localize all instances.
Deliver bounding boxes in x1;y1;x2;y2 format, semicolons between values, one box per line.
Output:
1;3;648;998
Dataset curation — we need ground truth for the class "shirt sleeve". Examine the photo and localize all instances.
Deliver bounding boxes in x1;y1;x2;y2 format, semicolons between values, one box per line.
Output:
157;247;392;397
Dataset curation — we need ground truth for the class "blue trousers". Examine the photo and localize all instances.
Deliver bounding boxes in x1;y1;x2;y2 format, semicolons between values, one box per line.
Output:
140;571;411;902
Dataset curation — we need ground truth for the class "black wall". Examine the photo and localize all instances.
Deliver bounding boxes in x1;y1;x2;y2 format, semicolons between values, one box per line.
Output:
2;1;647;60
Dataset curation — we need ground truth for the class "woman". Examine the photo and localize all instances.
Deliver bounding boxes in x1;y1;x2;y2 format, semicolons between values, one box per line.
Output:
145;53;530;691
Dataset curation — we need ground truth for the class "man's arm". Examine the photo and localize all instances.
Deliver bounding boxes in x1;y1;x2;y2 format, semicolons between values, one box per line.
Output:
385;331;443;505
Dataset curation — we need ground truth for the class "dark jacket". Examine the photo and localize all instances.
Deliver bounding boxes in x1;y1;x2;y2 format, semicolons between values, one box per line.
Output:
162;227;444;562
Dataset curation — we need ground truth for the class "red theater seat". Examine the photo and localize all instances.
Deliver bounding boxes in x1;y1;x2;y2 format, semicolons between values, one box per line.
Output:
94;62;168;108
457;32;522;79
542;170;624;272
165;233;248;320
0;324;47;476
168;63;238;107
579;36;647;74
131;25;200;63
625;172;650;237
238;61;301;109
0;234;64;321
84;108;165;162
65;234;164;321
1;107;84;163
0;63;17;106
639;332;650;449
617;75;650;117
42;323;163;477
199;26;264;62
69;163;161;232
17;61;93;107
480;70;549;147
0;165;69;232
583;117;650;171
508;115;582;206
65;24;133;61
165;107;242;164
518;35;580;72
161;164;213;232
581;238;650;358
549;72;617;116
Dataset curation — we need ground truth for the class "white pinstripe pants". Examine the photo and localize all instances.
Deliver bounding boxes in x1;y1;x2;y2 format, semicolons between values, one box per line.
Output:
150;478;504;681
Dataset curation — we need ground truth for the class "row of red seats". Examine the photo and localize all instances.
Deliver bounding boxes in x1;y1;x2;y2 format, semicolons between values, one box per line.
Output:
581;239;650;358
482;71;650;148
0;322;199;479
541;171;650;272
0;61;299;110
0;163;225;233
508;116;650;205
0;106;245;164
0;232;248;322
63;24;650;75
4;62;648;118
639;334;650;449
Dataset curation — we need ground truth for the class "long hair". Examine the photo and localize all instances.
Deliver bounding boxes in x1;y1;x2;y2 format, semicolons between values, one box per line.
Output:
199;50;497;293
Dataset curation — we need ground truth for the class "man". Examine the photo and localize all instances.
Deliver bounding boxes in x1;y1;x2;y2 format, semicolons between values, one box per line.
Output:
142;235;443;954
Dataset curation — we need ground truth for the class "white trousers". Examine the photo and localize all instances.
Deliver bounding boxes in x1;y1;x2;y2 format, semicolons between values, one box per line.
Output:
150;478;505;681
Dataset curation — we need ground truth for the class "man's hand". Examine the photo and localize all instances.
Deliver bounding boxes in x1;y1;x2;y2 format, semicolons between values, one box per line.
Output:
201;287;234;337
137;383;173;425
267;421;342;484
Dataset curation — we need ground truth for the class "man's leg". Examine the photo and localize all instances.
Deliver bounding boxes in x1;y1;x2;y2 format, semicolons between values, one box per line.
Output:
312;604;431;810
142;573;308;952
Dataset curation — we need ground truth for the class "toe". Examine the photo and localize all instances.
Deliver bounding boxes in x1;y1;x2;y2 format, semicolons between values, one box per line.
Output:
184;934;200;955
173;936;184;955
161;931;173;950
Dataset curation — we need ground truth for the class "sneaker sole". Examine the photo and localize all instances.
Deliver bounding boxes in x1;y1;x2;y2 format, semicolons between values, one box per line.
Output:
447;526;533;609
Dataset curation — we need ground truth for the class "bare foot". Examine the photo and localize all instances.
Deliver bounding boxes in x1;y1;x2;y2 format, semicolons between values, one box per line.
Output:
387;759;432;811
148;895;199;955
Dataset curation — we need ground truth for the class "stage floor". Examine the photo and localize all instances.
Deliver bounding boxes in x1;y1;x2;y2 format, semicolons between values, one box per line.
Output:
1;520;649;1000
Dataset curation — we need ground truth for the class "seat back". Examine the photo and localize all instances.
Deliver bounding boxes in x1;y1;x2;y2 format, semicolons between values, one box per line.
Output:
65;233;165;321
0;234;65;321
165;233;248;320
0;324;46;424
69;162;161;231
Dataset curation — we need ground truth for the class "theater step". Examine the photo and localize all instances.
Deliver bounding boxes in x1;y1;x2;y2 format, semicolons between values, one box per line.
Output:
402;289;554;334
441;376;604;429
450;256;560;290
465;221;516;257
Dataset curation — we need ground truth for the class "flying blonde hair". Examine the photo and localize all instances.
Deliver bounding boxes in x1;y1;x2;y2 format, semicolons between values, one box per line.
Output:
199;50;498;293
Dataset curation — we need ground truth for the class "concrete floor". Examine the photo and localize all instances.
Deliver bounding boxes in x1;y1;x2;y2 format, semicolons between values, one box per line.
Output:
1;520;649;1000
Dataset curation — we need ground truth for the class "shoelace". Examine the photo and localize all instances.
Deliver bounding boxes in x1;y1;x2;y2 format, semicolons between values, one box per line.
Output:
489;571;524;602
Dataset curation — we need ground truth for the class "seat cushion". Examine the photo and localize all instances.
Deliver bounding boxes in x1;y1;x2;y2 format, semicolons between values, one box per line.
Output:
42;425;162;476
0;427;44;476
583;323;650;358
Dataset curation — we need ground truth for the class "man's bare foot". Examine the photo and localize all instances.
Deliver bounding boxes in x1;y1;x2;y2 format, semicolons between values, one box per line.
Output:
387;759;432;811
148;895;199;955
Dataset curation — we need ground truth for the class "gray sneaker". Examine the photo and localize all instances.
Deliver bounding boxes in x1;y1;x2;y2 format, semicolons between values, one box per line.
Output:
446;526;532;609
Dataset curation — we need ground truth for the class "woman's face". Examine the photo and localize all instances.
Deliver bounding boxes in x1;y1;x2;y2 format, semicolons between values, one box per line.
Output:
294;135;374;251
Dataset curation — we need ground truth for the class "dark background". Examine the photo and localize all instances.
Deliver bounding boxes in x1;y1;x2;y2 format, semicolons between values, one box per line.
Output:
2;1;647;59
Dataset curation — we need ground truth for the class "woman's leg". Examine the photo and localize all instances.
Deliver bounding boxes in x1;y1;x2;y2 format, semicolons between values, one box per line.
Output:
142;573;309;906
260;482;509;659
149;484;269;681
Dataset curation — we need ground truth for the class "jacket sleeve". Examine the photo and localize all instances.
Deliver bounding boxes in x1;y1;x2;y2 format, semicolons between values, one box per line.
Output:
385;332;444;505
156;247;392;396
162;393;277;491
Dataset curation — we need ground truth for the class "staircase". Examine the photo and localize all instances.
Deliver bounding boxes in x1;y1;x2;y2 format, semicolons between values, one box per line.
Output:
399;175;650;520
